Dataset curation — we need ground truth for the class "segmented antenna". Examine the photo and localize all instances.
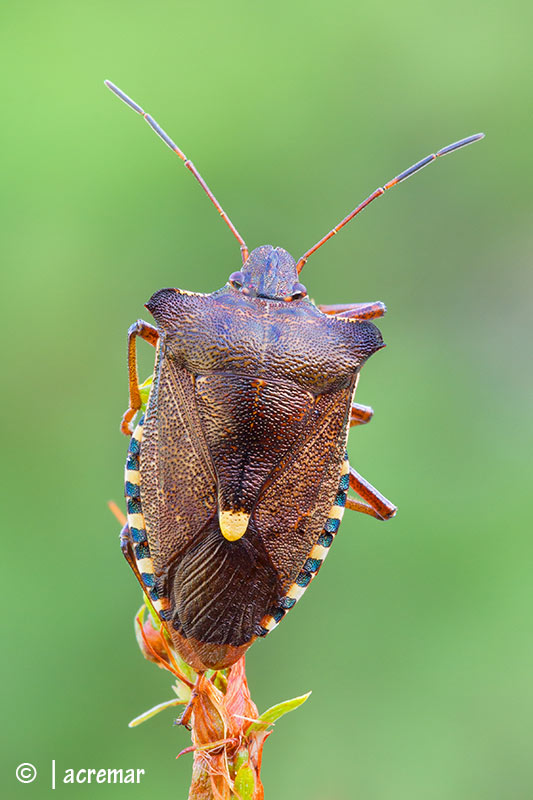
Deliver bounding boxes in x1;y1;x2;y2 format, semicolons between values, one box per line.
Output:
105;80;249;264
296;133;485;273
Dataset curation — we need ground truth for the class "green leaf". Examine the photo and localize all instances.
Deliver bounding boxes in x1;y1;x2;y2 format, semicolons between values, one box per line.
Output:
128;697;184;728
138;375;153;412
172;651;197;685
133;604;149;654
171;680;192;704
143;593;160;629
233;747;249;774
233;763;255;800
245;691;311;734
135;599;197;687
205;669;228;693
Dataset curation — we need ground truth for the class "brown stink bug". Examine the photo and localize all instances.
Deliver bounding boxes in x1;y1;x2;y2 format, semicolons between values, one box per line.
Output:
106;80;484;672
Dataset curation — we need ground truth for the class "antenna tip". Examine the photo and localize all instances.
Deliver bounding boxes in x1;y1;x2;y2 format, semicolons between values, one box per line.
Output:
104;80;121;97
104;81;145;115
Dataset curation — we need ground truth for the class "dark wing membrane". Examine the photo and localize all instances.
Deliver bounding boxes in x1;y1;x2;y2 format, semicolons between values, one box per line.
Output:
140;351;218;576
253;383;354;590
171;525;280;648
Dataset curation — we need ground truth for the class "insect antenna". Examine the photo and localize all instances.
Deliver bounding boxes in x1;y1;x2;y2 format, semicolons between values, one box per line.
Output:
296;133;485;273
105;80;249;264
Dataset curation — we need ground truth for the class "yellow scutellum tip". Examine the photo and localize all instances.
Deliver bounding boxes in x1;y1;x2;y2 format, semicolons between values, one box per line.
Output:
219;510;250;541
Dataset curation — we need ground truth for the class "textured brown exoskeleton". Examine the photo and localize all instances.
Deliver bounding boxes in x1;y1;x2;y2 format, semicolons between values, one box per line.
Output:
106;80;484;672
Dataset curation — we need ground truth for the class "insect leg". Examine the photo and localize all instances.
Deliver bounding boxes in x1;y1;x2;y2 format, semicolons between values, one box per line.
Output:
108;499;127;526
318;301;386;320
350;402;374;426
119;523;146;587
110;502;145;587
175;673;207;730
346;466;397;520
122;320;159;436
175;696;195;730
345;499;384;519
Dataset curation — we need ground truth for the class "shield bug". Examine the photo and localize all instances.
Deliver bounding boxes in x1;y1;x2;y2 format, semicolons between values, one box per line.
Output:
106;80;484;672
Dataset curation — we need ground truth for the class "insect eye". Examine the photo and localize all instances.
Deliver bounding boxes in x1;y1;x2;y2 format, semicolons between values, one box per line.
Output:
229;271;244;289
290;282;308;301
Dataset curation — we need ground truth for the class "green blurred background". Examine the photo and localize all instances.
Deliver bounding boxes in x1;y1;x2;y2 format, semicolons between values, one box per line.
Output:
2;0;532;797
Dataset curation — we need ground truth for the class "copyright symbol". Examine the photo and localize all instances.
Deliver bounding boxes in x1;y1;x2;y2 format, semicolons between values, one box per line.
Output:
16;763;37;783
